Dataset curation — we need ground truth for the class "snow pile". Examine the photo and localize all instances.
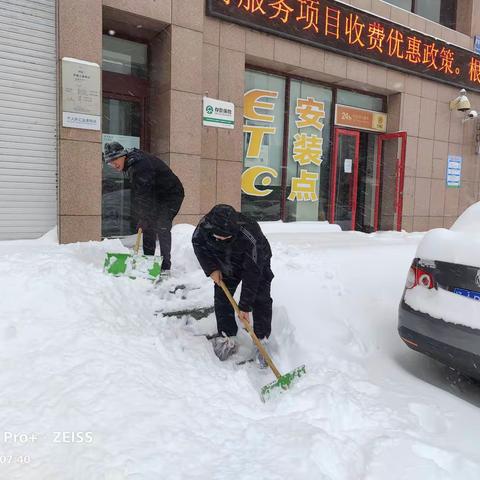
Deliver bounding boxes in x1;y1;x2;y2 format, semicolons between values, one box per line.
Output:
170;224;203;275
38;227;59;244
0;226;479;479
260;220;342;234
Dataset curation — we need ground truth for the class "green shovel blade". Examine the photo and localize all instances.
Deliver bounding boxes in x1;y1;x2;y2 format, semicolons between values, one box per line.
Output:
260;364;306;402
104;253;131;275
104;253;162;281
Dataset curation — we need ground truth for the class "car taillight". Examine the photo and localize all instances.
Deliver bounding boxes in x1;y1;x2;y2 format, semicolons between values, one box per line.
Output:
406;265;436;290
406;267;416;289
418;272;433;288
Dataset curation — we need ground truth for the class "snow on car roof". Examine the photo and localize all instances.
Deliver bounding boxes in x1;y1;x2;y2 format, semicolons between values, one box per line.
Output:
416;201;480;268
451;201;480;233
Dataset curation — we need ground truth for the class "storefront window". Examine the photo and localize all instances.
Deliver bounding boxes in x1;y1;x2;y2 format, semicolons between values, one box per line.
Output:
383;0;456;29
242;70;388;229
102;35;148;79
337;90;384;113
385;0;412;10
417;0;456;29
241;71;286;221
286;81;332;222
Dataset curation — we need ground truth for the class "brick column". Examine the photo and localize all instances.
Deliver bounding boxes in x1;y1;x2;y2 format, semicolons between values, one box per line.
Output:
57;0;103;243
150;1;205;226
200;17;245;217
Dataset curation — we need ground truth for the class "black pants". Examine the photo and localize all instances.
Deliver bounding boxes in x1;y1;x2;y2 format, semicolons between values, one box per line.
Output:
142;196;184;270
214;276;273;340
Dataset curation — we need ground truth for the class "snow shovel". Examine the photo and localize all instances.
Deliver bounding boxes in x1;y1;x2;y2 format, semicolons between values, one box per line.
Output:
218;280;306;402
103;228;162;281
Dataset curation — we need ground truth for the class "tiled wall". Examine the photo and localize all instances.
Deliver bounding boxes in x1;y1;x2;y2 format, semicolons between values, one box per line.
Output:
399;82;480;231
108;0;204;227
58;0;480;241
352;0;480;231
200;0;480;231
201;17;245;216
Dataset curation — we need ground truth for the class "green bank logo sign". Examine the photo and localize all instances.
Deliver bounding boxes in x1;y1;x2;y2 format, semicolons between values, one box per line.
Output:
203;96;235;129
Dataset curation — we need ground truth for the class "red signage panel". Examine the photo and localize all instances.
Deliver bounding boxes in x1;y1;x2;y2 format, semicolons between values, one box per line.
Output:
206;0;480;92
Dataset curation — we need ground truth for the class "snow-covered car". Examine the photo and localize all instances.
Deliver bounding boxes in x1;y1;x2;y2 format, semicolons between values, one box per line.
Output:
398;202;480;379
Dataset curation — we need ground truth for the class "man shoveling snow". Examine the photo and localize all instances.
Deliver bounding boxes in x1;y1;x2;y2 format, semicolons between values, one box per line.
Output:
192;204;274;368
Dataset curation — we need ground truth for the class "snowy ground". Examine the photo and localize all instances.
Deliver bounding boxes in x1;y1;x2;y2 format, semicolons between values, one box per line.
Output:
1;224;480;480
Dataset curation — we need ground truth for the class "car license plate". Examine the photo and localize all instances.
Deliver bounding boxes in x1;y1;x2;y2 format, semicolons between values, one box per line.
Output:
453;287;480;301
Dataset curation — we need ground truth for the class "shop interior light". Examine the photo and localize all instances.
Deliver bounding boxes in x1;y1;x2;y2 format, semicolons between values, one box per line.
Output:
108;29;116;36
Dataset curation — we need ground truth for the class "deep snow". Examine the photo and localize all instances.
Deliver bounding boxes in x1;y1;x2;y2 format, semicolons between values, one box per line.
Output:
1;224;480;480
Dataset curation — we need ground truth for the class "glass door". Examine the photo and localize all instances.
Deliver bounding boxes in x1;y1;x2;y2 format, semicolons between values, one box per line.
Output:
101;35;149;238
102;96;143;237
375;132;407;231
329;128;360;230
355;132;379;233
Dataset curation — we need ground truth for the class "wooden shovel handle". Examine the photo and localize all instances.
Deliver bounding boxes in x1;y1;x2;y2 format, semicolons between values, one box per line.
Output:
134;228;143;255
218;280;282;379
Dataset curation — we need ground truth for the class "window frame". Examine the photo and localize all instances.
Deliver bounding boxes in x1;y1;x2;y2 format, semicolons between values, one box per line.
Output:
385;0;457;30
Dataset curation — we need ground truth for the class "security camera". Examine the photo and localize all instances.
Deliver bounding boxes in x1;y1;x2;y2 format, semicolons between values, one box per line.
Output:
450;88;471;112
462;109;478;123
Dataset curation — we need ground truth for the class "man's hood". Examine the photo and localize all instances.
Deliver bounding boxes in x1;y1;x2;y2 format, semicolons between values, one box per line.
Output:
204;204;240;238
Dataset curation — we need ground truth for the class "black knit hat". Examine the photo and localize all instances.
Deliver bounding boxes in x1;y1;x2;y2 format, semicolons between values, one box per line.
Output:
103;142;127;163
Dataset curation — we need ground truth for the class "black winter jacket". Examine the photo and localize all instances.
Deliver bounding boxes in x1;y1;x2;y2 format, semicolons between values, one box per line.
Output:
124;149;184;227
192;208;274;312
